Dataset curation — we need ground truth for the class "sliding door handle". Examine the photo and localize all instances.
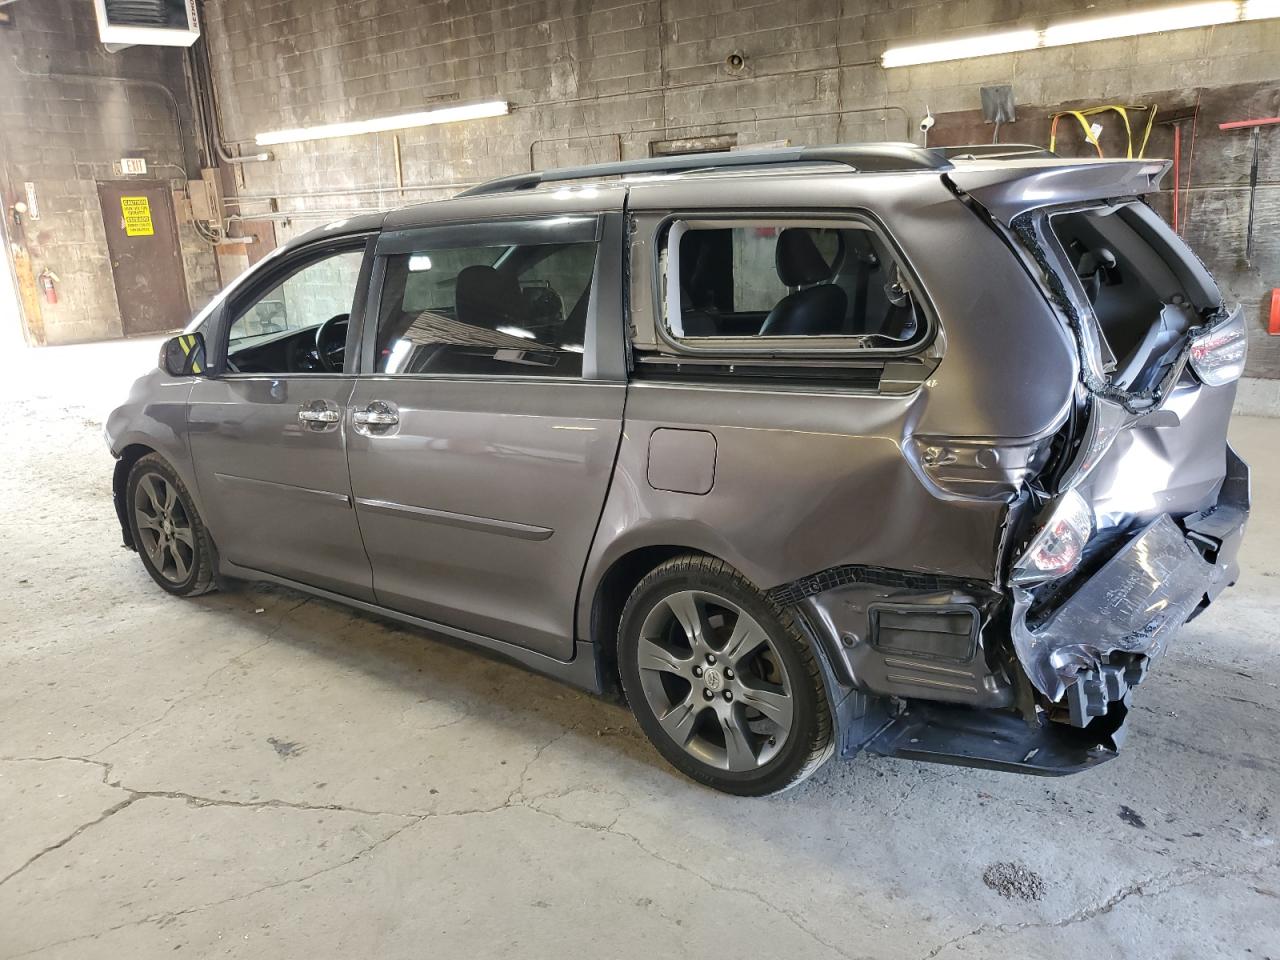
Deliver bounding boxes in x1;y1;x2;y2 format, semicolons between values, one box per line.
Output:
353;406;398;426
352;400;399;433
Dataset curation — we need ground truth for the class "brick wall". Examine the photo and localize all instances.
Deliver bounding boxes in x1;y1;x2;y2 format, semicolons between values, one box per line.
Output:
8;0;1274;372
0;0;218;345
199;0;1280;376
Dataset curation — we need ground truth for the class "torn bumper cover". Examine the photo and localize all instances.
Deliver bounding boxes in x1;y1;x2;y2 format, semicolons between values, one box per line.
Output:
1011;446;1250;710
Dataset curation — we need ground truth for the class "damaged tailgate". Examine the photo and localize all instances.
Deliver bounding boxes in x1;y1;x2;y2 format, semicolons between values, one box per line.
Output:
952;154;1252;727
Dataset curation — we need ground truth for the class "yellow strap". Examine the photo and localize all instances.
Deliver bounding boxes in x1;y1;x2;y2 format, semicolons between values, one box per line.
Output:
1112;105;1135;159
1049;104;1158;158
1050;110;1103;157
1136;104;1157;158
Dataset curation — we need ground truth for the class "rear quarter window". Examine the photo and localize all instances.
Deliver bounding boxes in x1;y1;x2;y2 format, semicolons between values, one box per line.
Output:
659;217;928;352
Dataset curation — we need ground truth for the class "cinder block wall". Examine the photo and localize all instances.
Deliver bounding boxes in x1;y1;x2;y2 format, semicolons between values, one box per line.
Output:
0;0;218;345
201;0;1280;378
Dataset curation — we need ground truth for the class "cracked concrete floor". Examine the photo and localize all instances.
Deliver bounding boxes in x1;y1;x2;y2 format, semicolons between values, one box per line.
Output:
1;338;1278;960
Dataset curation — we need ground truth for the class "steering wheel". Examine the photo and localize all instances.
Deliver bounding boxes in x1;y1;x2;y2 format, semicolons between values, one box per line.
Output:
315;313;349;372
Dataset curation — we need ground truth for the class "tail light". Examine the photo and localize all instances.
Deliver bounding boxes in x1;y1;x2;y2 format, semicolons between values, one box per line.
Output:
1057;397;1128;492
1189;307;1247;386
1012;489;1094;585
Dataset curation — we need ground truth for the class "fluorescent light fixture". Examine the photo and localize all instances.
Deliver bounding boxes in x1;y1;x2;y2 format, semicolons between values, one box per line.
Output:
1045;1;1236;46
881;29;1039;67
256;100;509;146
882;0;1280;67
408;255;433;271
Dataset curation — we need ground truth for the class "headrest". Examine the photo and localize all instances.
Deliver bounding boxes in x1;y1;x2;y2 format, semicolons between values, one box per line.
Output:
454;264;527;328
775;229;837;286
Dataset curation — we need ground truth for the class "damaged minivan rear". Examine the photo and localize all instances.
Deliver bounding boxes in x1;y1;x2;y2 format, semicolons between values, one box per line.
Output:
1002;189;1249;734
820;156;1248;775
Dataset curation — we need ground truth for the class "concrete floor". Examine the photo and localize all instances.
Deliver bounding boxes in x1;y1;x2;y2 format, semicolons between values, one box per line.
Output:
1;337;1277;960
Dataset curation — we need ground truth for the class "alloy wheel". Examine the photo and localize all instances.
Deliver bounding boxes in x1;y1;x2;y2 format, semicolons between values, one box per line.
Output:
132;471;196;584
636;589;794;772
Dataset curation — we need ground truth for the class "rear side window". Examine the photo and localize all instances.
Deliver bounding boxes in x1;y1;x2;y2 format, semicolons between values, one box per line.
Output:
663;219;925;347
373;239;596;377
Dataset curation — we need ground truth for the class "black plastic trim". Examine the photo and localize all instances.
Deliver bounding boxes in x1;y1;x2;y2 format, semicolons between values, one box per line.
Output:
768;564;987;607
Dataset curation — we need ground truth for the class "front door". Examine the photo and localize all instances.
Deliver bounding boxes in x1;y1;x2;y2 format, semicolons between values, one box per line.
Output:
346;216;626;658
187;236;376;600
97;181;189;336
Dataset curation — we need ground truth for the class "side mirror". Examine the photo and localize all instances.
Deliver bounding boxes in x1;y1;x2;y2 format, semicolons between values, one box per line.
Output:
160;332;207;377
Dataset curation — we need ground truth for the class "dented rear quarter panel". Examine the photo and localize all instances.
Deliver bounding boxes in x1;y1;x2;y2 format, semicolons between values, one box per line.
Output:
578;171;1081;641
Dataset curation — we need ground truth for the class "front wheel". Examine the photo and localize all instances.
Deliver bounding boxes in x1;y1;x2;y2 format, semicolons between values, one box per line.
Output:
126;454;217;597
618;555;833;796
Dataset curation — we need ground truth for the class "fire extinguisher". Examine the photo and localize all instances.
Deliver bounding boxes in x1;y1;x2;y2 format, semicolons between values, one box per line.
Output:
39;268;59;305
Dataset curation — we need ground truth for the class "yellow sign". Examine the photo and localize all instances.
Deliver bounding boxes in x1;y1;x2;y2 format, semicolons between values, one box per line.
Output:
120;196;154;237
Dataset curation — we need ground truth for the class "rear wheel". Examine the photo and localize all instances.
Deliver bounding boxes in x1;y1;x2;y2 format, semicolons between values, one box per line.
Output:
126;454;217;597
618;555;832;795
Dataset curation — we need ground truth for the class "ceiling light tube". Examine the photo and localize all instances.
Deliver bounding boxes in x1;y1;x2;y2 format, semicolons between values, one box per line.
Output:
1243;0;1280;18
1044;1;1237;46
881;0;1280;67
881;29;1040;67
255;100;510;146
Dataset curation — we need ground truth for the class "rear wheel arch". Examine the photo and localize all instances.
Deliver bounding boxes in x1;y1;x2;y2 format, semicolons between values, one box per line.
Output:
615;552;835;794
588;545;708;699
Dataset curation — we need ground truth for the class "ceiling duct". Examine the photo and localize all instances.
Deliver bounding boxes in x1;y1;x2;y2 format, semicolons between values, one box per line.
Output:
94;0;200;50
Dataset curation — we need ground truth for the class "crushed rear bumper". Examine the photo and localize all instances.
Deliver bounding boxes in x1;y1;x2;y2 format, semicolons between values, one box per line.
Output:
833;445;1249;776
1011;443;1249;709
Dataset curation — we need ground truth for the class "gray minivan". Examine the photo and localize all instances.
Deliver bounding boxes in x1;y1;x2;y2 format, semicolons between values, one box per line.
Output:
107;144;1250;795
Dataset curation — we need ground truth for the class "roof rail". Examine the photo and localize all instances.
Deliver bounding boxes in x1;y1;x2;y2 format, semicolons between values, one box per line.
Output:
931;143;1057;160
455;142;953;198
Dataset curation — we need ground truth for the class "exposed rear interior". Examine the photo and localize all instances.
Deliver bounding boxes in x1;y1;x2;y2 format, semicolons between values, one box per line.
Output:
1048;205;1212;394
676;225;923;342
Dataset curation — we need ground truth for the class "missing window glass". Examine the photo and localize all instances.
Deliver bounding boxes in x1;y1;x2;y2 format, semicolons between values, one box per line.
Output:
1048;205;1210;393
663;219;924;347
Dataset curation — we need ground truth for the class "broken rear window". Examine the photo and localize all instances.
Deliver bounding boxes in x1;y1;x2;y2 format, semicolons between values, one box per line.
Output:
1047;204;1219;395
660;219;928;350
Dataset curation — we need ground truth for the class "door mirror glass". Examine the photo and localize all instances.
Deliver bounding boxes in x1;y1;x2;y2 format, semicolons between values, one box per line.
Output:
160;332;207;377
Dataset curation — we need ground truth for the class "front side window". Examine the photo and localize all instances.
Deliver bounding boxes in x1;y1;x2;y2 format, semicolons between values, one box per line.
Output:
373;239;596;377
226;247;365;374
665;220;923;346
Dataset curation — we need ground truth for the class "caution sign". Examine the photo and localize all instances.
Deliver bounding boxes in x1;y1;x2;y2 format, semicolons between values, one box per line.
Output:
120;196;154;237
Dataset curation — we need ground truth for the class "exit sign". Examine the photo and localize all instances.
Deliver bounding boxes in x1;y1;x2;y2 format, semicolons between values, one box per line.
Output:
120;158;148;175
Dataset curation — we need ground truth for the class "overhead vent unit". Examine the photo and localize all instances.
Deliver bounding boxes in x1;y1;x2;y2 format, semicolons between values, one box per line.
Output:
93;0;200;50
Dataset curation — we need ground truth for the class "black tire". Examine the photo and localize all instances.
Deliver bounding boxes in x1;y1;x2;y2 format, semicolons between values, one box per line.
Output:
126;453;218;597
618;554;833;796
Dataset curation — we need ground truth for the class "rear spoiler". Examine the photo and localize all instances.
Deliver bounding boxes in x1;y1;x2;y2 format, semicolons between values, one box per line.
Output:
944;158;1171;224
930;143;1056;161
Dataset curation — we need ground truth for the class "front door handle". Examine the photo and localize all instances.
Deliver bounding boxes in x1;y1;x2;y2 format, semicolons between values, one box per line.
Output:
297;399;341;431
352;400;399;432
298;408;340;424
